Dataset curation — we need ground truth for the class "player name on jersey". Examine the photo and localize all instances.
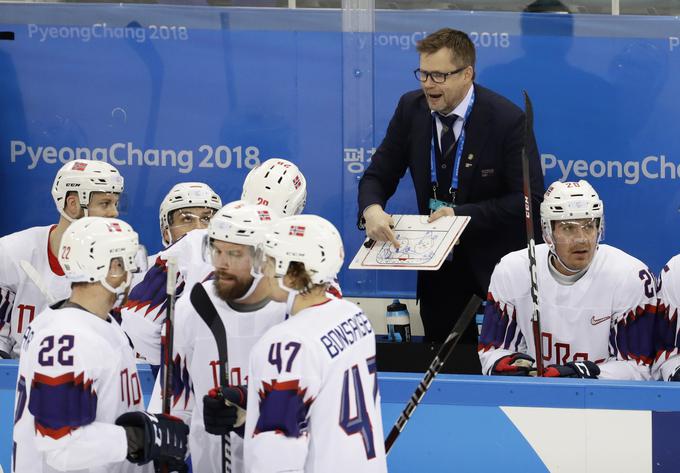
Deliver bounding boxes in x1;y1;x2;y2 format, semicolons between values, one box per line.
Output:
320;310;373;359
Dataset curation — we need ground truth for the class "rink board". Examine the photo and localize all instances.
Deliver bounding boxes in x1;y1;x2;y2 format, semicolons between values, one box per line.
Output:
1;361;678;473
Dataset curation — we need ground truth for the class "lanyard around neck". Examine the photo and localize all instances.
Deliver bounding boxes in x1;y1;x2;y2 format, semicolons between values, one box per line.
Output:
429;88;476;193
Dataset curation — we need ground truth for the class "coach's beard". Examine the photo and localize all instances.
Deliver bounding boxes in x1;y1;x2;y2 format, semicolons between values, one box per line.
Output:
213;270;254;301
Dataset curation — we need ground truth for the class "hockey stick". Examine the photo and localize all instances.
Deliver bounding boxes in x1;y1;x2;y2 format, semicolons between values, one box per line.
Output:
384;294;482;454
190;283;232;473
521;90;544;377
20;260;57;305
160;257;178;473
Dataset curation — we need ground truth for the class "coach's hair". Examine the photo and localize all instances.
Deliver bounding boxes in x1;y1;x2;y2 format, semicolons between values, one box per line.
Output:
416;28;476;69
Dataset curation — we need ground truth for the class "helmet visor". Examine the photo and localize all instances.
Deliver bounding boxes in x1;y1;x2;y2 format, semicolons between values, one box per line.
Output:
551;218;600;245
170;209;216;232
203;238;253;270
131;246;148;274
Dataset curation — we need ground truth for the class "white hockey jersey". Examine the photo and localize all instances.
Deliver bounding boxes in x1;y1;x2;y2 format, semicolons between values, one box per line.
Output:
128;251;160;296
163;280;287;473
121;229;343;366
244;298;387;473
0;226;72;357
478;244;655;380
121;229;212;365
652;255;680;381
12;305;150;473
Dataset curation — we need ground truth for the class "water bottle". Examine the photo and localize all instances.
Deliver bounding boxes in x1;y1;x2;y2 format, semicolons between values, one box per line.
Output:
386;299;411;343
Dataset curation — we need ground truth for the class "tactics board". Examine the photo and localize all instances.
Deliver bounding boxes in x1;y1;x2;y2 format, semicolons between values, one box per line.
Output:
349;215;470;271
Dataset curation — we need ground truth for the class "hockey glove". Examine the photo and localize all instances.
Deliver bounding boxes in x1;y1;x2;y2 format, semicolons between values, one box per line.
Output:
669;366;680;382
0;350;10;359
115;411;189;466
153;457;188;473
544;360;600;379
203;385;247;437
491;353;536;376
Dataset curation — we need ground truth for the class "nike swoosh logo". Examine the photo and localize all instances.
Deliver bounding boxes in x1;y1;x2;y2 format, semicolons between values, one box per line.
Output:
591;315;611;326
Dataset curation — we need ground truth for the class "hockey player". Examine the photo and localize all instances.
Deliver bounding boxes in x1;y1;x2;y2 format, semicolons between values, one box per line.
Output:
652;257;680;381
121;159;308;366
166;202;287;472
243;214;387;473
0;159;124;358
128;182;222;293
158;182;222;248
12;216;188;473
478;180;655;380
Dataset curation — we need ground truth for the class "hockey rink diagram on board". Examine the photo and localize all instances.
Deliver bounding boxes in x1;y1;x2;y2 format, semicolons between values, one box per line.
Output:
349;215;470;271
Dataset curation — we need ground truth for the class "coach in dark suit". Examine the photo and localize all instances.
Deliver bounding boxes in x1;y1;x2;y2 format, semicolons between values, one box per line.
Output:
358;29;544;367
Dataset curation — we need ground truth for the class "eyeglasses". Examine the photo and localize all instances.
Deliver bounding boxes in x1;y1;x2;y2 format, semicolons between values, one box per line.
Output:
414;66;468;84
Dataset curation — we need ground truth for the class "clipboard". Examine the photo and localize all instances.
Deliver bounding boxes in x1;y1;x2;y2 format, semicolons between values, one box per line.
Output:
349;214;470;271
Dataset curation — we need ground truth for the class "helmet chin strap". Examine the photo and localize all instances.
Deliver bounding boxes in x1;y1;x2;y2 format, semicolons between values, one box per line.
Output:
549;251;582;274
276;277;299;316
234;272;264;302
59;207;77;223
60;204;89;224
548;247;597;276
101;271;132;308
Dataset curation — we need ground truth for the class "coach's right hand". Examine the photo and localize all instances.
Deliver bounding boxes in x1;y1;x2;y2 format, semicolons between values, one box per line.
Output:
363;205;400;249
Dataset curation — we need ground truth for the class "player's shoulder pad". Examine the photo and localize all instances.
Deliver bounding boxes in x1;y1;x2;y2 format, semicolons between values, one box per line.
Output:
597;244;650;279
662;253;680;277
0;225;51;260
26;308;114;357
255;320;305;354
494;245;539;278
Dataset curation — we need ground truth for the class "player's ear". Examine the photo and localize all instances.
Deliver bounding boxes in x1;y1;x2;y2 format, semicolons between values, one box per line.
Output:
64;192;82;219
162;227;171;246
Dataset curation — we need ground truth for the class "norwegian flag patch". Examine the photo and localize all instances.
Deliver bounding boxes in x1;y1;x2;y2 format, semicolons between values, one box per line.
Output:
72;161;88;171
289;225;305;237
258;210;271;221
107;222;123;232
293;175;302;189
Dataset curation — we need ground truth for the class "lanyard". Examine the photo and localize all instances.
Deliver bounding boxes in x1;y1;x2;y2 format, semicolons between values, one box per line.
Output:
429;89;475;195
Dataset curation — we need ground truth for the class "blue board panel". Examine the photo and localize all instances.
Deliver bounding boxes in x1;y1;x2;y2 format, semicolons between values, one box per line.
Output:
2;6;680;299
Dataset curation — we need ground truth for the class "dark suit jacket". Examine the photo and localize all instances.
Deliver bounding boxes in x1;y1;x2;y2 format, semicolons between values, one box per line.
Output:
358;84;544;294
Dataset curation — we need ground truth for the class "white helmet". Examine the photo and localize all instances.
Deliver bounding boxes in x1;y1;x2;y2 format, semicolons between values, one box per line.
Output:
52;160;124;222
207;202;279;248
159;182;222;246
263;215;344;285
540;179;604;248
241;159;307;216
59;217;141;295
